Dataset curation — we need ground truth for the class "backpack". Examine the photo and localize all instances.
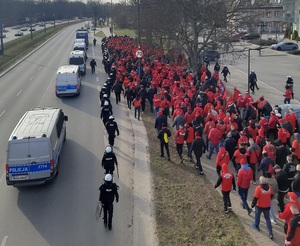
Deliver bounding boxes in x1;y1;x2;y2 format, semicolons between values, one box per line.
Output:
164;132;169;143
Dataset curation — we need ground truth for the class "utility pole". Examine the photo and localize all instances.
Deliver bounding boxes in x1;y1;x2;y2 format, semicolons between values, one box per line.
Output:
137;0;141;78
44;13;46;33
110;0;113;36
0;23;4;55
30;19;33;40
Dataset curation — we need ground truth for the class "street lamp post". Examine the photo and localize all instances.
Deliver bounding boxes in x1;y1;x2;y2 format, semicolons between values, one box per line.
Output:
44;13;46;33
0;24;4;55
137;0;141;78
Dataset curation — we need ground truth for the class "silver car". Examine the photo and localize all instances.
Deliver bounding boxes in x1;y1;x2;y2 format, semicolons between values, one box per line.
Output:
279;104;300;132
271;42;298;51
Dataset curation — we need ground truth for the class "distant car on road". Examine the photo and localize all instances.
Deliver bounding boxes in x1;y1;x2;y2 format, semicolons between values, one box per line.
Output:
271;42;298;51
29;27;36;31
241;33;261;40
15;31;23;36
201;50;220;61
20;27;27;31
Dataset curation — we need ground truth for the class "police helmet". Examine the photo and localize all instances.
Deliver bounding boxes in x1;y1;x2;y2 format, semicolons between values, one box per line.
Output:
105;145;112;153
251;70;255;73
287;75;292;79
103;83;107;86
109;115;114;120
103;94;108;98
104;174;112;182
224;65;227;67
104;101;109;106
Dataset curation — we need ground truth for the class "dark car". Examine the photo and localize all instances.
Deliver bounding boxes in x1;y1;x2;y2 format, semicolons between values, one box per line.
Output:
241;33;261;40
201;50;220;61
15;31;23;36
279;104;300;132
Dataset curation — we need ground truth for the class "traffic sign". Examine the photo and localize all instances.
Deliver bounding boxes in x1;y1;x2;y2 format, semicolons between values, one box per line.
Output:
136;49;143;58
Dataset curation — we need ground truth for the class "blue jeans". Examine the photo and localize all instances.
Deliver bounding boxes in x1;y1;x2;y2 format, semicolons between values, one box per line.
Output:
154;107;160;118
238;187;250;210
269;200;276;221
186;143;192;158
254;206;273;235
284;98;291;104
208;143;219;158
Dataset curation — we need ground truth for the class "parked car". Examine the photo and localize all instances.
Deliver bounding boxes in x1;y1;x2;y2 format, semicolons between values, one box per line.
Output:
20;27;27;31
279;104;300;132
29;27;36;31
271;42;298;51
15;31;23;36
201;50;220;61
240;33;261;40
39;22;45;27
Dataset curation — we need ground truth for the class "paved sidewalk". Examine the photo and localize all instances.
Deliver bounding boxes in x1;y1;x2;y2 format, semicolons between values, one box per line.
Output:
100;26;290;246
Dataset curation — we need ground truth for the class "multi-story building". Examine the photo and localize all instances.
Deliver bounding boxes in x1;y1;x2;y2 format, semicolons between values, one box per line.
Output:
282;0;300;33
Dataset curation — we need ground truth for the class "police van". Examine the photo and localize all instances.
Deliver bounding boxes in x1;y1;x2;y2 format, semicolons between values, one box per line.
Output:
73;42;87;60
69;50;86;75
6;107;68;186
56;65;81;97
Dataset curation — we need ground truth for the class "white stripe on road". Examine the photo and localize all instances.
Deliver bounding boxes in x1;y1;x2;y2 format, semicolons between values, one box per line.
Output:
97;86;101;91
29;76;34;81
1;236;8;246
0;171;5;183
17;89;22;96
96;77;99;82
0;110;6;117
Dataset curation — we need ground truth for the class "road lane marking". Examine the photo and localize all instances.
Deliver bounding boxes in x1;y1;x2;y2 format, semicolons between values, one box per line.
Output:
97;85;101;91
0;171;5;183
96;77;99;82
0;110;6;117
29;76;34;81
1;236;8;246
17;89;22;96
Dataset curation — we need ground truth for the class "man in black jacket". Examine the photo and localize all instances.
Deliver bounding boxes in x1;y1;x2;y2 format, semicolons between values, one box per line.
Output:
191;132;206;174
112;81;124;104
275;139;290;169
99;174;119;230
223;132;237;160
285;205;300;245
102;146;118;175
147;85;156;113
138;85;147;112
157;123;171;161
284;155;297;191
274;164;290;212
105;115;120;147
155;111;167;133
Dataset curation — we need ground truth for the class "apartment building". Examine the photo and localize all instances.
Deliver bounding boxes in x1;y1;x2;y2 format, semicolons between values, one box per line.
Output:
282;0;300;33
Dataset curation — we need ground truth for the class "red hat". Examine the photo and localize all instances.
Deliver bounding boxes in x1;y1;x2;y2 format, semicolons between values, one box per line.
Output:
288;192;298;201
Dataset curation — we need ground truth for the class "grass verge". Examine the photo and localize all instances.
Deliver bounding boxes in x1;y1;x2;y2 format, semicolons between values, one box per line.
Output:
114;28;137;37
95;30;105;38
142;110;257;246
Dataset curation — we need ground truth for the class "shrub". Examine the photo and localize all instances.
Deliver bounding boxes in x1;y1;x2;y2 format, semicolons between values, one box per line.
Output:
292;30;299;40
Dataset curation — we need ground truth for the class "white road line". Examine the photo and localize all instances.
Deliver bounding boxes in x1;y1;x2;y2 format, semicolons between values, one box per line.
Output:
0;171;5;183
1;236;8;246
29;76;34;81
0;110;6;117
97;85;101;91
96;77;99;82
17;89;22;96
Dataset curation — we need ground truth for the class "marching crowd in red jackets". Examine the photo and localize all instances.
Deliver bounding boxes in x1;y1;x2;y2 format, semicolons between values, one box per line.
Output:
103;35;300;244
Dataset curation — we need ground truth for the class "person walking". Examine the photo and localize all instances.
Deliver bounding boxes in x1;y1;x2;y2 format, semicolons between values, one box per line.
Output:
90;58;97;73
215;163;236;213
155;110;167;133
157;123;171;161
278;192;300;234
99;174;119;230
283;85;293;104
237;162;253;215
206;127;222;160
133;96;142;121
174;125;187;163
257;151;274;178
248;138;261;184
266;171;279;225
274;164;290;213
105;115;120;147
216;144;230;176
283;155;297;191
101;145;118;175
191;132;206;174
185;123;195;162
221;65;230;82
251;176;274;239
249;70;259;94
285;204;300;246
292;164;300;198
112;81;124;104
100;101;113;125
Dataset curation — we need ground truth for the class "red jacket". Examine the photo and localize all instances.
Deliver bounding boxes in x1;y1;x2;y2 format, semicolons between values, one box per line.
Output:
278;201;300;225
204;121;215;136
237;165;253;188
234;149;249;164
220;164;235;192
278;128;291;144
284;88;292;99
185;126;195;144
208;128;222;145
174;128;186;144
216;147;230;167
263;143;276;160
185;111;195;125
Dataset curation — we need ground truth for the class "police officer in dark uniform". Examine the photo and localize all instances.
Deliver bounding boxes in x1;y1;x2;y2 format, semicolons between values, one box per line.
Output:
99;174;119;230
101;145;118;174
105;115;120;146
100;101;113;125
286;75;294;99
112;81;124;104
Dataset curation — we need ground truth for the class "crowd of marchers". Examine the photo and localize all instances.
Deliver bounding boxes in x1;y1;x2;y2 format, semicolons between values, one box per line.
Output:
99;35;300;245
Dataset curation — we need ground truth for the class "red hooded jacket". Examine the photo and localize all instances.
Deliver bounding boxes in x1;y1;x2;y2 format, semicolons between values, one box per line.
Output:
237;164;253;189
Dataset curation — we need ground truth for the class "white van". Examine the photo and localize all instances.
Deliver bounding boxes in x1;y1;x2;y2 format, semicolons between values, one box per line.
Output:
6;107;68;187
56;65;81;97
69;50;86;75
73;42;87;60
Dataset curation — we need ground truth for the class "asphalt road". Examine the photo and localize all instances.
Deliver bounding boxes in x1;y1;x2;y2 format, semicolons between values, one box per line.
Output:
0;24;134;246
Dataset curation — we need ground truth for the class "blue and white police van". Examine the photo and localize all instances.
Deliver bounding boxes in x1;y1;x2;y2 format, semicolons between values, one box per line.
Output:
6;107;68;187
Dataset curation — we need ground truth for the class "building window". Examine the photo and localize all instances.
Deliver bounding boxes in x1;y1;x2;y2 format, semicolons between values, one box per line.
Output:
268;22;272;27
259;11;264;17
266;11;272;17
274;11;281;17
